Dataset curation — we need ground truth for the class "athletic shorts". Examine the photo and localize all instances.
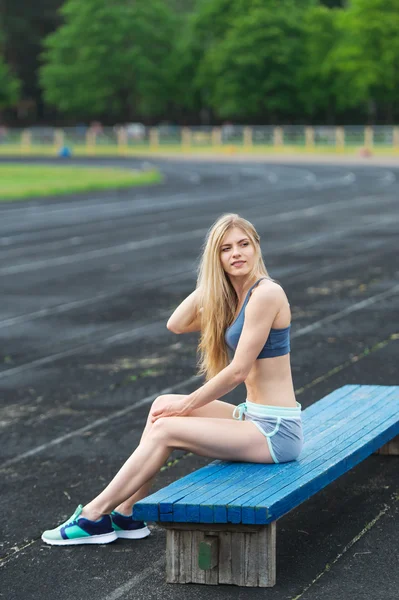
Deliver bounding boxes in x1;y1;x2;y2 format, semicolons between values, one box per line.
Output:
233;399;304;463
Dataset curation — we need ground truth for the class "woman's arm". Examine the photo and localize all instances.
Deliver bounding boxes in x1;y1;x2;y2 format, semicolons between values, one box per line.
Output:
166;287;203;334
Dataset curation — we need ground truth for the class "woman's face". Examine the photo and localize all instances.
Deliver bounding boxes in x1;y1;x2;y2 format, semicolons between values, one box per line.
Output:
220;227;256;277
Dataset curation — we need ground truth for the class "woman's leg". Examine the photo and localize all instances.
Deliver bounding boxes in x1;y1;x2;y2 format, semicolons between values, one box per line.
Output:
113;407;165;515
81;409;272;521
92;394;240;517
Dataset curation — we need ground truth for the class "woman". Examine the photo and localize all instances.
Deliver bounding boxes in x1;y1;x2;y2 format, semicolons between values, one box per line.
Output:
42;213;303;545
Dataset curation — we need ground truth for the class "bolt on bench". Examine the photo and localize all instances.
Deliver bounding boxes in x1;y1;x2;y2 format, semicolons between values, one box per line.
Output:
134;385;399;587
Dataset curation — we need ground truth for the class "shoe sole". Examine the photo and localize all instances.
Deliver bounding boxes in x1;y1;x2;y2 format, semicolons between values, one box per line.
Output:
41;531;118;545
114;526;151;539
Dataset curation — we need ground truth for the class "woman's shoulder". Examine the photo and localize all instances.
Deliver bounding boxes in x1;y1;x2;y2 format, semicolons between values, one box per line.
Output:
253;278;290;307
256;277;285;295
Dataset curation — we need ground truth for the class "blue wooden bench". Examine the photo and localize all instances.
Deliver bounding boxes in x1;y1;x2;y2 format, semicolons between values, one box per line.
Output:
133;384;399;587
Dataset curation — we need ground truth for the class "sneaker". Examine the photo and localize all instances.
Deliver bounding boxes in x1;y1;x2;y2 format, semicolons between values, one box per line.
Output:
41;504;118;546
110;510;151;539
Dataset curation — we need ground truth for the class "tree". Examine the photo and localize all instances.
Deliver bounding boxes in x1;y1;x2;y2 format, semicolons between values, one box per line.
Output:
0;28;21;109
297;6;343;123
193;1;313;121
40;0;177;119
1;0;63;119
329;0;399;121
0;58;21;109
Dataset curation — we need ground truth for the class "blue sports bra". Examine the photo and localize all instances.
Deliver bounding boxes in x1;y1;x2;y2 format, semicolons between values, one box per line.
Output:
225;277;291;359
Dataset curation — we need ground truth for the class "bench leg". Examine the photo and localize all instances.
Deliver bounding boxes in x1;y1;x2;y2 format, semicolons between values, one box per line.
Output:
374;434;399;455
161;521;276;587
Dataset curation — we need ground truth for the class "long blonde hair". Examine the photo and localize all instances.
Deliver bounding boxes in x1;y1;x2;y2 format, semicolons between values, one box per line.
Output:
195;213;278;381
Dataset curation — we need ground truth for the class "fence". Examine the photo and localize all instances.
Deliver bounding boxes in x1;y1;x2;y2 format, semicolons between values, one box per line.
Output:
0;125;398;154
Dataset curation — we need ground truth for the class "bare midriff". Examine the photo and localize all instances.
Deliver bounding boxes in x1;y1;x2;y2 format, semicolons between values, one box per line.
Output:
241;280;296;408
243;354;297;407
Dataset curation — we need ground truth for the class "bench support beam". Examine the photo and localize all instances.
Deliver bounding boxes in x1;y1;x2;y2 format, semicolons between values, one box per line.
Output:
374;434;399;456
160;521;276;587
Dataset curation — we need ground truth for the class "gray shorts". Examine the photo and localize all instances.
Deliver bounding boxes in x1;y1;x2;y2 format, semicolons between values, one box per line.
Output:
233;399;304;464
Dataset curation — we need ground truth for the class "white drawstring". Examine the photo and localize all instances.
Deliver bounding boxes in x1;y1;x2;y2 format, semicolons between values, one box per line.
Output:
232;402;247;420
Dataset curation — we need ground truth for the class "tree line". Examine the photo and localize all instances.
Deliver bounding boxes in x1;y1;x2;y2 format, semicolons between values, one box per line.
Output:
1;0;398;125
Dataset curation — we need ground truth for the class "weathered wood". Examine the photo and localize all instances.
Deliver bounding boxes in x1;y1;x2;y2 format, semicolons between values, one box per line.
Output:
258;520;277;586
161;522;263;533
181;526;192;583
162;522;276;587
191;531;206;584
374;434;399;455
165;528;179;583
218;531;232;582
231;531;244;586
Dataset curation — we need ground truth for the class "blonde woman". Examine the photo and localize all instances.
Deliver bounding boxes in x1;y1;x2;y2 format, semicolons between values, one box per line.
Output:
42;213;303;545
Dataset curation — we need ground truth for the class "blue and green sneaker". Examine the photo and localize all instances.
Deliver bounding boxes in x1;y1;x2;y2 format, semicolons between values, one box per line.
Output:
110;510;151;539
41;505;118;546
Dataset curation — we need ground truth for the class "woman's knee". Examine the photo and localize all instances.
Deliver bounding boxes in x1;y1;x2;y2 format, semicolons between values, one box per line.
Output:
147;416;172;443
150;395;167;416
141;397;166;439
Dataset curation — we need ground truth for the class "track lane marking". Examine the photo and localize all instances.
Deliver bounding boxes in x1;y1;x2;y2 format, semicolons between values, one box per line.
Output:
1;283;398;467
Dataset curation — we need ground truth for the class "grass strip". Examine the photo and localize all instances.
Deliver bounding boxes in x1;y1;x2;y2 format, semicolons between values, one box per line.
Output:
0;164;162;201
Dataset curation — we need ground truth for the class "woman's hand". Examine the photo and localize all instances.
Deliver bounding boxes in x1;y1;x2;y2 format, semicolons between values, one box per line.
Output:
151;397;190;423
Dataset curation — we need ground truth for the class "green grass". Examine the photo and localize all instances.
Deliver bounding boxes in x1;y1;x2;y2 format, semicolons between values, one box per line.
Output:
0;164;162;201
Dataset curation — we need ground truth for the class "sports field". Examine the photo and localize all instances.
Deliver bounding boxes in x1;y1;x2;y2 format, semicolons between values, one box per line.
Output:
1;156;398;599
0;163;161;200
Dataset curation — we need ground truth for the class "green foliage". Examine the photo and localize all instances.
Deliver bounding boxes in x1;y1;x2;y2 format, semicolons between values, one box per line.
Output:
297;6;342;119
40;0;177;118
0;60;21;108
329;0;399;112
6;0;399;123
192;1;313;119
0;28;21;108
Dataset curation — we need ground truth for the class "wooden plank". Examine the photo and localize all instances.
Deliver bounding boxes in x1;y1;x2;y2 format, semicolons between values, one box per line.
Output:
235;388;399;523
174;386;388;523
191;530;206;584
300;385;387;429
231;531;245;586
160;522;263;533
258;390;398;501
302;385;387;434
179;463;267;522
159;462;236;520
254;417;398;524
133;460;227;520
258;522;276;586
302;384;365;421
203;536;219;584
244;529;259;586
218;531;232;583
244;403;398;520
180;527;192;583
222;391;396;523
165;529;180;583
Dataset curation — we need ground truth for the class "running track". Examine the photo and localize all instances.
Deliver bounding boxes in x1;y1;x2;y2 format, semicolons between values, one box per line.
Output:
1;157;398;600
